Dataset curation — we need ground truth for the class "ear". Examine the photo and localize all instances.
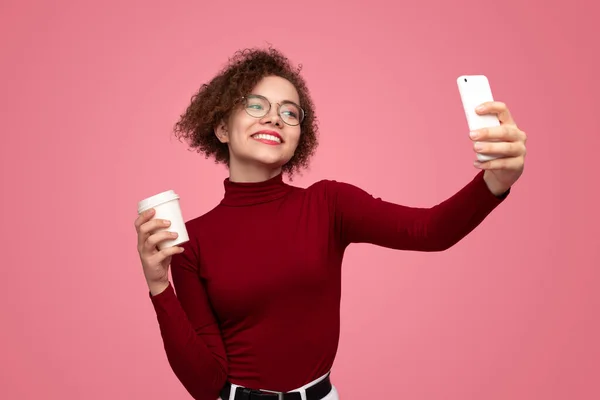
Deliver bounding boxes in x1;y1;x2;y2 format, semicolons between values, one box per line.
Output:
214;120;229;143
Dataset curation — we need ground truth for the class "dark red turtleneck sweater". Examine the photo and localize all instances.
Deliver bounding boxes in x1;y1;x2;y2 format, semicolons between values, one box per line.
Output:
150;171;508;399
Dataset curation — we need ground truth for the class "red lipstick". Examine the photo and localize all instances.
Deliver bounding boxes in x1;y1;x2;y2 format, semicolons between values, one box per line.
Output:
251;130;284;145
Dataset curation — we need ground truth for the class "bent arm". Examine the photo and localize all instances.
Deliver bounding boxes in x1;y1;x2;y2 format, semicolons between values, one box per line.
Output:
331;170;509;251
150;244;228;400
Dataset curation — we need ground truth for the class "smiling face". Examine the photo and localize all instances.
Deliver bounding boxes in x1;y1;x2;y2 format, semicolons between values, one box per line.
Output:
215;75;303;182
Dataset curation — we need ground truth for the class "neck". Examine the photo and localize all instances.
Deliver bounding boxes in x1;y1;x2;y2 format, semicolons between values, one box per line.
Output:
228;158;283;183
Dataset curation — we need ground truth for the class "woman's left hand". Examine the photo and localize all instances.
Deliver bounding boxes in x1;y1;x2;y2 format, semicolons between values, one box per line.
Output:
469;101;528;196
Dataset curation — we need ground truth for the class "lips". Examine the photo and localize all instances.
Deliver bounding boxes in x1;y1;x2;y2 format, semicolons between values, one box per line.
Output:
251;130;284;145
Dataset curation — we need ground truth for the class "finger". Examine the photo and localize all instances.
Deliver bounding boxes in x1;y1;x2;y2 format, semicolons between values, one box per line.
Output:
138;219;171;249
475;101;514;124
144;231;179;253
140;218;171;236
134;208;155;231
474;141;525;158
474;155;524;170
150;246;185;264
471;125;525;143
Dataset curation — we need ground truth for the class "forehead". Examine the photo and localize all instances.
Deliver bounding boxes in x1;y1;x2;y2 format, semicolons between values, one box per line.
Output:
251;76;300;104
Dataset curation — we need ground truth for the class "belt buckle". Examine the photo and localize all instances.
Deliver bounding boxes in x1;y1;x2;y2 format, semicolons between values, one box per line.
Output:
259;388;284;400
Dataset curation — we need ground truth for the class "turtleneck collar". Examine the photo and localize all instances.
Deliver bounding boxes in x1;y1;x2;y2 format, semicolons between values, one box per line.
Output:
220;173;293;206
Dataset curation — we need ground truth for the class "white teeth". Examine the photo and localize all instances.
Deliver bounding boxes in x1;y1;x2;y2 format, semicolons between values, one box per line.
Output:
253;134;281;143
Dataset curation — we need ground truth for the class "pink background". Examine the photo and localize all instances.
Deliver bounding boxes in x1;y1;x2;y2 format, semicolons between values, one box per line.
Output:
1;0;598;398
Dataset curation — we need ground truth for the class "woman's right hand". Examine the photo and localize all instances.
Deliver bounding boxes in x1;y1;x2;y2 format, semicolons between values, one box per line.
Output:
135;208;185;295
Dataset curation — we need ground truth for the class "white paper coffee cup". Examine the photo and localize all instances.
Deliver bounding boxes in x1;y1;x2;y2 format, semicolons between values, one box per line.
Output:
137;190;189;250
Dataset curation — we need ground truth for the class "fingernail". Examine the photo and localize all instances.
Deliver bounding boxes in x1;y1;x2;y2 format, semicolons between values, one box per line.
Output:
470;131;478;139
476;105;485;112
474;161;482;168
164;220;171;225
474;141;483;151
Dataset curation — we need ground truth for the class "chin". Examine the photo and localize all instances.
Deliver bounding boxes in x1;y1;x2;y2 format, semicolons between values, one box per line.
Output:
232;145;295;171
254;158;289;169
250;152;293;168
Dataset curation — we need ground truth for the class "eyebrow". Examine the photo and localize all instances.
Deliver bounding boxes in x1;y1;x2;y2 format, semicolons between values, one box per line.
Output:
250;94;300;105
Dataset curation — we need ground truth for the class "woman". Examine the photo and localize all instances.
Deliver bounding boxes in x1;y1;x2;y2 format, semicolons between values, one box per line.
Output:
134;47;527;400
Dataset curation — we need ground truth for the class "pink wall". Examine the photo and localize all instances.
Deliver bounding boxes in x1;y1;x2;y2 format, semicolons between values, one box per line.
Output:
1;0;598;398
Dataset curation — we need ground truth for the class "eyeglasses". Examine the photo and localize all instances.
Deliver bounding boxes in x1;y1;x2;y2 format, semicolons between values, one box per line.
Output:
241;94;305;126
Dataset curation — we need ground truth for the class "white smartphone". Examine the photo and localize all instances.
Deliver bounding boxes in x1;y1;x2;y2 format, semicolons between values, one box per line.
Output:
457;75;500;162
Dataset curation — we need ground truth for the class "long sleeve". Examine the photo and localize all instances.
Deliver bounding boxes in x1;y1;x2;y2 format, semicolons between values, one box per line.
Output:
328;170;509;251
150;240;228;400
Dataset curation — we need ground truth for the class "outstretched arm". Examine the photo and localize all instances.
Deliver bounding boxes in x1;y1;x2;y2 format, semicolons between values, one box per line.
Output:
331;100;526;252
329;170;508;251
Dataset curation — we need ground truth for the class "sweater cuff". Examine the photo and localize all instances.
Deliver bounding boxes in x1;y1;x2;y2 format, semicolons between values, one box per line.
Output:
495;187;511;200
149;282;176;310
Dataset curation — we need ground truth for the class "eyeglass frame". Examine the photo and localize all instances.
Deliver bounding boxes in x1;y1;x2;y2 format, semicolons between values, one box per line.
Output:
239;94;306;126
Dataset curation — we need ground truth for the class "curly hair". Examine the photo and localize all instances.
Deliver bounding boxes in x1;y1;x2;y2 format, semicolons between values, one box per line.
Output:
172;46;319;179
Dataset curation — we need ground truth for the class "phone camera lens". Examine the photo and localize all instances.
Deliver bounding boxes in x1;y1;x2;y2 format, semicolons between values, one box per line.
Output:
464;78;467;82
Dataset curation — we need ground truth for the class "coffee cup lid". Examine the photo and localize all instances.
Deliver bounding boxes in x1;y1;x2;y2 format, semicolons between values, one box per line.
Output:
138;190;179;214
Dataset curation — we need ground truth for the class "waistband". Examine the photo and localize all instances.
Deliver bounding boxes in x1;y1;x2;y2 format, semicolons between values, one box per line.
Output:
220;371;333;400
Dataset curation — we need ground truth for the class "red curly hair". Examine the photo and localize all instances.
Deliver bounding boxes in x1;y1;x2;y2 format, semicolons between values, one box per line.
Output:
172;46;319;179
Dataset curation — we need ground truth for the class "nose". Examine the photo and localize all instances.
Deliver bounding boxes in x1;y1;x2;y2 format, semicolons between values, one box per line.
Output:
260;107;283;127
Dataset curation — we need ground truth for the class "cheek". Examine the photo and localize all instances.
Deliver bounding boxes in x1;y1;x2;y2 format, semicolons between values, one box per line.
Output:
228;122;253;144
228;111;254;137
287;129;302;148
